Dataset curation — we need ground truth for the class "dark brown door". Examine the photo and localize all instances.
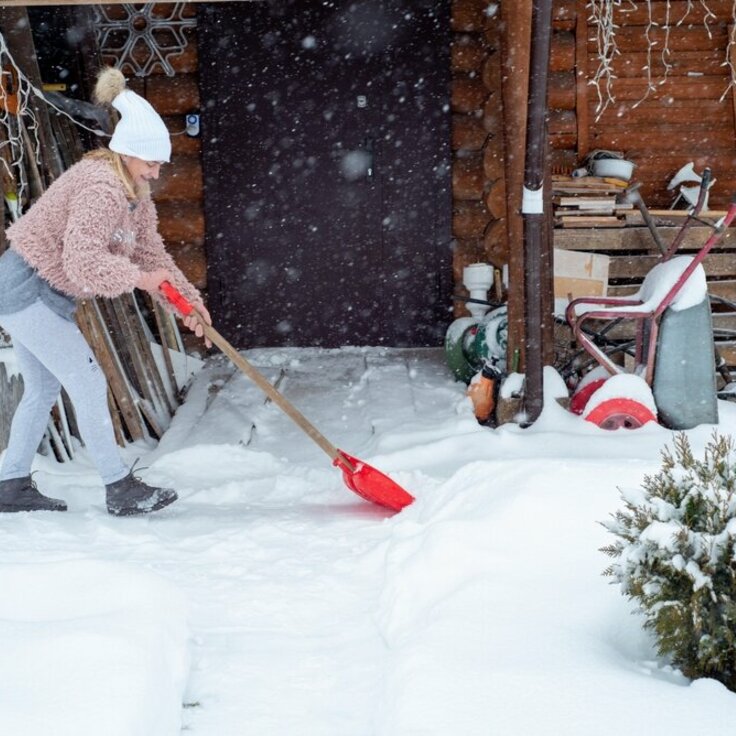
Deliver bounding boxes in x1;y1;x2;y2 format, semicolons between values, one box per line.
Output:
198;0;451;348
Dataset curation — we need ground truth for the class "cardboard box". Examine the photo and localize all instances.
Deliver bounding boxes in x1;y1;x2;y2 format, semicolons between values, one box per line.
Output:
553;248;609;301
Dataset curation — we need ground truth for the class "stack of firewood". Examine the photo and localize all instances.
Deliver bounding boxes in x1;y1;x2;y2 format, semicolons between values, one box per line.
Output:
552;175;632;228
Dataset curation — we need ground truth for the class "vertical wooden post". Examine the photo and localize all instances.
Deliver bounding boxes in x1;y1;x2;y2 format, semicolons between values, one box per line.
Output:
69;5;103;101
575;0;590;157
0;6;64;182
501;0;533;371
729;24;736;142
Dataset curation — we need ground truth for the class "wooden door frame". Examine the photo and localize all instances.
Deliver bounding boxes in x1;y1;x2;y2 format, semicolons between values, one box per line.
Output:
3;0;241;5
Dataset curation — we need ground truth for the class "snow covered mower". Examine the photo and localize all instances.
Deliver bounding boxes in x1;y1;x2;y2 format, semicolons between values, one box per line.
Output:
565;176;736;431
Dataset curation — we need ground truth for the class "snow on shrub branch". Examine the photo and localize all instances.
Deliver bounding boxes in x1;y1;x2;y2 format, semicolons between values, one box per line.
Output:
602;432;736;691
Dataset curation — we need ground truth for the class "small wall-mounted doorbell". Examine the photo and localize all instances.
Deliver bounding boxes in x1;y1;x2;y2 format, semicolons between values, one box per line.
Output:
185;113;200;137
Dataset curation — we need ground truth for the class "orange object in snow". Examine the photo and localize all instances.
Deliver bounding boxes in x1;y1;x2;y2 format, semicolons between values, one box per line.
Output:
468;374;496;423
467;361;503;424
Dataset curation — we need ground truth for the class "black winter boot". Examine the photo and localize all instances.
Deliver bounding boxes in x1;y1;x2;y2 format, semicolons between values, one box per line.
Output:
106;469;178;517
0;476;67;513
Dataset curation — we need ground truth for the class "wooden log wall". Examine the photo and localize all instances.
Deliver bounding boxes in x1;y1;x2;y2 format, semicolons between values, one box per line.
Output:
542;0;736;204
450;0;507;317
99;3;207;294
549;1;579;175
451;0;579;363
583;0;736;209
452;2;736;302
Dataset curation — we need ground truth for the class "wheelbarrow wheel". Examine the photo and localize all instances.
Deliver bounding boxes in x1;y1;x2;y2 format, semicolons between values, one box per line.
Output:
569;376;607;415
581;373;658;430
584;397;657;430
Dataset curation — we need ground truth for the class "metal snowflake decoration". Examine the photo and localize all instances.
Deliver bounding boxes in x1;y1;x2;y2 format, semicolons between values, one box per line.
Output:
93;3;196;78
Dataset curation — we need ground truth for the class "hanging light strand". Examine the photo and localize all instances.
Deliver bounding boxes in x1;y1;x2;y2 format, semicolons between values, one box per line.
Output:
589;0;623;119
589;0;736;116
719;0;736;102
0;32;109;215
0;32;40;213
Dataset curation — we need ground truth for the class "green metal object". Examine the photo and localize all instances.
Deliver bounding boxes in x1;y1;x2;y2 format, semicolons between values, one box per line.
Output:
444;317;479;383
444;306;508;384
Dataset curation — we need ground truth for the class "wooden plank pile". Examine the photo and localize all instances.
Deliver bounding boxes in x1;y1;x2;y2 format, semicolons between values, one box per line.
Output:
554;223;736;378
624;208;730;227
552;175;632;228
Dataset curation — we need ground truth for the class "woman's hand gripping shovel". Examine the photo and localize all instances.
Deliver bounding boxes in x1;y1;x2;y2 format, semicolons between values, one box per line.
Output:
159;282;414;512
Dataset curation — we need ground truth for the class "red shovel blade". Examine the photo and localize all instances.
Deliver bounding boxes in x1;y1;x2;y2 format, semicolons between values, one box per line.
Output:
333;451;414;512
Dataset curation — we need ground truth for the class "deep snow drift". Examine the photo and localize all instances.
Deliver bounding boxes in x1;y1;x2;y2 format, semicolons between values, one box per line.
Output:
2;346;736;735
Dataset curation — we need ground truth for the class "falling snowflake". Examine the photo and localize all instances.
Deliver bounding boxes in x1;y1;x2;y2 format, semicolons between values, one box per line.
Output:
93;3;196;78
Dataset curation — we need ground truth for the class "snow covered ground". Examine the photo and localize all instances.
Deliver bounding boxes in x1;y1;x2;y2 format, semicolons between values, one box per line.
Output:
2;346;736;735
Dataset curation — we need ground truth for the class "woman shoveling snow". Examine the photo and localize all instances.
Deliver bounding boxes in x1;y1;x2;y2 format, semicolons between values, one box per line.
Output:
0;67;210;516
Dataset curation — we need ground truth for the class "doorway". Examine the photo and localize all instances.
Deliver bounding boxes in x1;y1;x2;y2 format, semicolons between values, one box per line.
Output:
198;0;451;347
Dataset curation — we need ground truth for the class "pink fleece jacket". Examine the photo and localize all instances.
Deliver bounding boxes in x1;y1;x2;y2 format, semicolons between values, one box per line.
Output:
6;157;200;306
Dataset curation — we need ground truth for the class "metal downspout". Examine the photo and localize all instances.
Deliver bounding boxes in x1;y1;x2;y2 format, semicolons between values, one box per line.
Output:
522;0;554;423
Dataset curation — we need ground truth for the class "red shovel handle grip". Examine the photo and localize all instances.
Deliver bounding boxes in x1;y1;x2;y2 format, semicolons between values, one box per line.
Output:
159;280;194;316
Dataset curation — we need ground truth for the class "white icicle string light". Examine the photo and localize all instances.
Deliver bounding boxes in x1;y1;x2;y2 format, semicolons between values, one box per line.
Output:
0;32;40;214
0;32;109;216
631;0;675;108
588;0;624;119
700;0;718;38
676;0;695;26
661;0;673;80
0;35;108;137
720;0;736;102
633;0;658;108
590;0;736;118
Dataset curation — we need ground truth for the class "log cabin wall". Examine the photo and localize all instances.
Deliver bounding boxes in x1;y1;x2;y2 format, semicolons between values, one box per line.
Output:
450;0;507;318
548;1;578;176
548;0;736;225
544;0;736;209
580;0;736;209
22;1;736;354
450;0;578;319
97;3;207;296
452;0;736;374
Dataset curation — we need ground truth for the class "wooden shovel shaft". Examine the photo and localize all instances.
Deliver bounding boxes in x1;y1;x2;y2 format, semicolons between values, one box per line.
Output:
200;322;349;468
157;280;355;472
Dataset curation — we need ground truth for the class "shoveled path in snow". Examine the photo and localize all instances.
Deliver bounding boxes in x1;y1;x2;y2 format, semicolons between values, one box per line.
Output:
5;348;736;735
0;348;459;734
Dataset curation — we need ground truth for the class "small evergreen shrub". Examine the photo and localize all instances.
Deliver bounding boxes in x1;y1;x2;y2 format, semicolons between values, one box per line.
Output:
602;432;736;690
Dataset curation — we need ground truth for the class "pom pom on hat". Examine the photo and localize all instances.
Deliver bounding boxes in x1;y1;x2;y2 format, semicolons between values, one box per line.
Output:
94;67;171;163
94;67;126;105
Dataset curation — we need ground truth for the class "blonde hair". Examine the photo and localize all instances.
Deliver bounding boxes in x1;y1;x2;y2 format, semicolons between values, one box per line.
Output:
84;148;149;200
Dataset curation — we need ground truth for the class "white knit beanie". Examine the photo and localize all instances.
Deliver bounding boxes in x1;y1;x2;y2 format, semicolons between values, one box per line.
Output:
95;68;171;163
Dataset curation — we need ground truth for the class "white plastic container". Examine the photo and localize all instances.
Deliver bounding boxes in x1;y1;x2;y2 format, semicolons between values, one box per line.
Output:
591;158;635;180
463;263;494;319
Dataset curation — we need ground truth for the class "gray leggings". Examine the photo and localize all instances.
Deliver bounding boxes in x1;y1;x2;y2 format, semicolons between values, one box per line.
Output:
0;300;128;484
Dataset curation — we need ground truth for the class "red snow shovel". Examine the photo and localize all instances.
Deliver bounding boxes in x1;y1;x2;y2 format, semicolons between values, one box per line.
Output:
159;282;414;512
